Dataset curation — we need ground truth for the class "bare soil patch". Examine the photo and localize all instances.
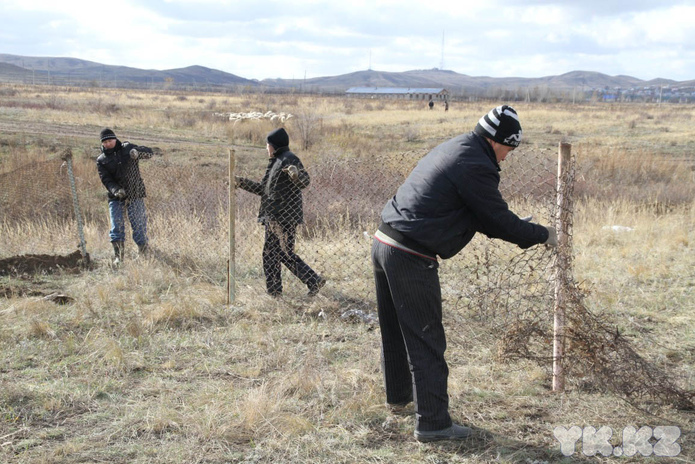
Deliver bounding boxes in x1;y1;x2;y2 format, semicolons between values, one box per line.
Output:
0;250;89;276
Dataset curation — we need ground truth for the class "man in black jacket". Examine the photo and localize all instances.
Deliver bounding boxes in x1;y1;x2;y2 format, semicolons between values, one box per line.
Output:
372;105;557;442
236;128;325;297
96;128;154;264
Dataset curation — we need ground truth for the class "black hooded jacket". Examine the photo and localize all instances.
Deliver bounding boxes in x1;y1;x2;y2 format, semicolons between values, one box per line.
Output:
237;147;310;226
380;131;549;259
96;140;153;201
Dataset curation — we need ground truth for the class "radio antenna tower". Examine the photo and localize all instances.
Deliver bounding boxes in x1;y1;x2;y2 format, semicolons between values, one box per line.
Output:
440;30;445;70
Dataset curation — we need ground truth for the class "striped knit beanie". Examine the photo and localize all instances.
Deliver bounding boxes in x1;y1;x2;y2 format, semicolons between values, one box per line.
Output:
100;128;117;142
474;105;522;147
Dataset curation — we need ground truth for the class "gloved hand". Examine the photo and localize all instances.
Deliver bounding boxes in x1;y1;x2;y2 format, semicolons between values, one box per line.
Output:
114;188;127;200
283;165;299;180
520;215;533;222
544;226;558;247
129;148;139;160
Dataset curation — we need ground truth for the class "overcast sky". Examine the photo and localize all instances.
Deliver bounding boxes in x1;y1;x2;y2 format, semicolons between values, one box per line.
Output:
2;0;694;82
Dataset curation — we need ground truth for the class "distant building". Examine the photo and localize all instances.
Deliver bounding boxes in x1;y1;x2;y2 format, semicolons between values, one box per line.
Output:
345;87;449;101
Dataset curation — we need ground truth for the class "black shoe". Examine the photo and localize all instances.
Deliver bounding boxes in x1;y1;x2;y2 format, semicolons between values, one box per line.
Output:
414;423;472;443
307;277;326;296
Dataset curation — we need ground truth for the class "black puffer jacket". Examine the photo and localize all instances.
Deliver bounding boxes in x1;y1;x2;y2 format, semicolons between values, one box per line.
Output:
381;131;548;259
97;140;153;201
237;147;310;226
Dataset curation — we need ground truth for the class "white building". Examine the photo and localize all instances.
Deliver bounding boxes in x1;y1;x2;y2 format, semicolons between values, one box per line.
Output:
345;87;449;101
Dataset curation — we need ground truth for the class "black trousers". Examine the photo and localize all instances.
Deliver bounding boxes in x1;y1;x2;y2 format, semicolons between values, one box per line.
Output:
263;221;319;295
371;239;452;432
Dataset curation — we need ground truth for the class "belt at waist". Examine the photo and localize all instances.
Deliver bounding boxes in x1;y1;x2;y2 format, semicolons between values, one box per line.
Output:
376;222;437;260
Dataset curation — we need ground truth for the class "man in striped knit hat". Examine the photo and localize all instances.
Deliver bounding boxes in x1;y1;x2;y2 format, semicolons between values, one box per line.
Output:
372;105;557;442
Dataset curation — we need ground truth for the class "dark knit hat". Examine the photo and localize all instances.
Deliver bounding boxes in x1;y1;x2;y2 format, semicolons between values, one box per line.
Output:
267;128;289;148
474;105;522;147
100;128;117;142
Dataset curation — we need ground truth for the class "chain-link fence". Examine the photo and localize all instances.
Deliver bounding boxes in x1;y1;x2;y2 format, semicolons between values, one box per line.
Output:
2;137;691;408
233;148;421;304
232;141;693;407
0;156;84;267
232;144;558;307
0;144;229;280
123;150;229;281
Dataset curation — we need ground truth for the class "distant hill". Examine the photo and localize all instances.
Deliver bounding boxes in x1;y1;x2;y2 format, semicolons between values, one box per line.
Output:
0;53;258;87
0;53;691;96
0;62;31;78
262;69;478;92
262;68;681;94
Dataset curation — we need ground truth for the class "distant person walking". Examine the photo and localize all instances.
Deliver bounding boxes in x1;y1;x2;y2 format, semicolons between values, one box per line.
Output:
96;128;154;265
444;100;449;111
235;128;326;297
371;105;557;442
428;99;434;110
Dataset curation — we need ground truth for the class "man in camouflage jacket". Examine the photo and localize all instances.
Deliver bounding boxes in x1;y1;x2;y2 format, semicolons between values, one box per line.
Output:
236;128;325;296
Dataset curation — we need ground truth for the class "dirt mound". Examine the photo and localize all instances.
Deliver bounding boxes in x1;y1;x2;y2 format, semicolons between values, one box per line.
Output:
0;250;89;276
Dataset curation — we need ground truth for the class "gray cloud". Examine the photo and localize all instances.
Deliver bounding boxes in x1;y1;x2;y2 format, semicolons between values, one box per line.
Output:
1;0;693;81
509;0;684;17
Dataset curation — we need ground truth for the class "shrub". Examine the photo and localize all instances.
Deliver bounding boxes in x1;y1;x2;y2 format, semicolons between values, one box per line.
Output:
291;110;323;151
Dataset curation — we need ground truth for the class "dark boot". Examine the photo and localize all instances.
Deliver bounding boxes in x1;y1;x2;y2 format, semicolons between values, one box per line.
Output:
112;241;125;265
307;276;327;296
414;423;473;443
137;243;149;256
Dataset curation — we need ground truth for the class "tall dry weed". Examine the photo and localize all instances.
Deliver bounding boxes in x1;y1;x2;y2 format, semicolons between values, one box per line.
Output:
576;146;694;206
225;118;278;145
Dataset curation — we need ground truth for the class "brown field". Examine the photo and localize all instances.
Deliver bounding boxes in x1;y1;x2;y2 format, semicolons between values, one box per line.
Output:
0;84;694;463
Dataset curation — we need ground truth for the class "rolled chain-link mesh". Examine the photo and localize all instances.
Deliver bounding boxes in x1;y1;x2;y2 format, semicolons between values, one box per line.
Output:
450;146;559;325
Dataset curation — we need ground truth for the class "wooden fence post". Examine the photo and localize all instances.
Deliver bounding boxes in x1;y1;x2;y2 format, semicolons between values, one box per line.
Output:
553;142;573;392
62;149;88;263
228;149;236;305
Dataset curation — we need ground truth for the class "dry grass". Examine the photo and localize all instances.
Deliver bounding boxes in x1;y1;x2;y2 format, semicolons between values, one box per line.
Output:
1;86;694;463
